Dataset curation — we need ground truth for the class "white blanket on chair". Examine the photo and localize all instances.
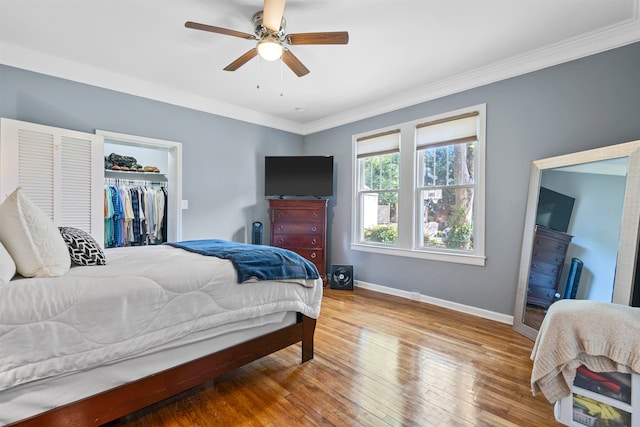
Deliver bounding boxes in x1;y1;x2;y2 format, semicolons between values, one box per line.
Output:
530;299;640;403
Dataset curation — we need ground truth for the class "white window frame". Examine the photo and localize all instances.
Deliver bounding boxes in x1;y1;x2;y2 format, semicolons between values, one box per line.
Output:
353;129;401;246
351;104;486;266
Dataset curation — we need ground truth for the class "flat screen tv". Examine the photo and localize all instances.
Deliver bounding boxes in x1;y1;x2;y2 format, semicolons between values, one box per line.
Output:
536;187;575;233
265;156;334;197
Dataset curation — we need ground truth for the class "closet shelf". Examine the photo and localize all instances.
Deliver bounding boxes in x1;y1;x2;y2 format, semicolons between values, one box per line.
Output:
104;169;167;182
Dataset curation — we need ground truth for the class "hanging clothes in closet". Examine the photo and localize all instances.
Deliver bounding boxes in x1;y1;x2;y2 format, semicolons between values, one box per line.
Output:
104;178;168;248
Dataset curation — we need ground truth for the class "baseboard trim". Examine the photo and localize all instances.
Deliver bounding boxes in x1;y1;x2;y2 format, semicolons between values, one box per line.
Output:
354;280;514;325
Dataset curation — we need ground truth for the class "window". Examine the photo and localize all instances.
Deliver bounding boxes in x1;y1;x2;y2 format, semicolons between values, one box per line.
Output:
355;130;400;245
352;105;486;266
416;112;478;252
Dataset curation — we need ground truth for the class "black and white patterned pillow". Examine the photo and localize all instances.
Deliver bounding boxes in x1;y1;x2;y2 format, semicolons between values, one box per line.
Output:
59;227;106;266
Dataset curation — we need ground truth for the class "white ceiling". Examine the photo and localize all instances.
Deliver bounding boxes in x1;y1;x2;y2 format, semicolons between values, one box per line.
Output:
1;0;639;135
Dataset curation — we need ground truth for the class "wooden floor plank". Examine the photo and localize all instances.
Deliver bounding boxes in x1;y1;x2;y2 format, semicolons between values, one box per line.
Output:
106;288;559;426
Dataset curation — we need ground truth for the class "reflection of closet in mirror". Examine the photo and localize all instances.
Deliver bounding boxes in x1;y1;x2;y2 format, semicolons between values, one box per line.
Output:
513;140;640;340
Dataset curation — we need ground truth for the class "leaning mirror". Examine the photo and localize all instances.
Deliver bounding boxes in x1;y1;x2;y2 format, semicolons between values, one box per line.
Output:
513;140;640;340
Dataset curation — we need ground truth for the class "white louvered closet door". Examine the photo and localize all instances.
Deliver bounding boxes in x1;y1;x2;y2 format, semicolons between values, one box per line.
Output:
0;118;104;245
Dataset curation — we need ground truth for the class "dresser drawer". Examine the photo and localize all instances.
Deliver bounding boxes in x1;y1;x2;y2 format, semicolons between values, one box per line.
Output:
529;259;562;277
272;234;323;249
272;222;323;235
532;237;570;256
527;285;558;307
294;249;324;264
528;270;559;288
530;248;566;265
272;208;324;223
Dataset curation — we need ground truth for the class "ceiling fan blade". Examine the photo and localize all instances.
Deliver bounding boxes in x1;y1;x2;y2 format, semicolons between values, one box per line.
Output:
286;31;349;45
185;21;256;40
223;49;258;71
282;49;309;77
263;0;286;32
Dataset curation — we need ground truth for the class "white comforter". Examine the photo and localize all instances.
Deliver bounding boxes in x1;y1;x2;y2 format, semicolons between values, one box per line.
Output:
0;245;322;392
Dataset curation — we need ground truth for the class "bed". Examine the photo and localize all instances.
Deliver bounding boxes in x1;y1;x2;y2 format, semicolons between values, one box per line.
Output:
0;245;322;425
0;242;322;426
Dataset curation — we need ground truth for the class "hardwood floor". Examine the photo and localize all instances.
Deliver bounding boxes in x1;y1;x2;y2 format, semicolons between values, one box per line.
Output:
524;305;547;330
106;288;560;426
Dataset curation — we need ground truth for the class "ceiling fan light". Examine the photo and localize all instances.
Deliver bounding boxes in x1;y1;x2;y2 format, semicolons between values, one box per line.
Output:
257;38;283;61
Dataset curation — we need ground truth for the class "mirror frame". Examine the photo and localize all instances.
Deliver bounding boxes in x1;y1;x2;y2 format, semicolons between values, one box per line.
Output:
513;140;640;340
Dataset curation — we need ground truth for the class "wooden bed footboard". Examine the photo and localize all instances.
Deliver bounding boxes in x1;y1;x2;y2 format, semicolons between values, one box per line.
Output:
8;313;317;427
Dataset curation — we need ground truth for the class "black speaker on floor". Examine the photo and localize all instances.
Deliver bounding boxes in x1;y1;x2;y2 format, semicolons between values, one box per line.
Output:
330;265;353;290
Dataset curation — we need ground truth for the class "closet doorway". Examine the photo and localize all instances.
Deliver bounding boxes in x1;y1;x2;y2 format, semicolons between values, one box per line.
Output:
97;130;183;245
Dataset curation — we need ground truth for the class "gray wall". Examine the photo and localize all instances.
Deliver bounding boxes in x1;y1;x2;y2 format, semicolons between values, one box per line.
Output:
0;65;304;242
1;42;639;316
303;42;640;315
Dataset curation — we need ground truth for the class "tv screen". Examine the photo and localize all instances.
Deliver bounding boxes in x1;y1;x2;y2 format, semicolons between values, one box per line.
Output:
536;187;575;233
265;156;334;197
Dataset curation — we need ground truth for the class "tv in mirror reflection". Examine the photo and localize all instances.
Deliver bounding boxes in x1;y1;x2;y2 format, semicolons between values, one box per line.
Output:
265;156;334;197
536;187;575;233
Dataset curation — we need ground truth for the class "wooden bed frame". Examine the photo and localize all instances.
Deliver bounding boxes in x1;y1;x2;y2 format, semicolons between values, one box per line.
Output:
8;313;316;427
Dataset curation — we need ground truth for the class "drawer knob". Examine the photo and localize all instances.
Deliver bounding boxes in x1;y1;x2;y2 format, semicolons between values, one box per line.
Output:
310;252;317;259
527;288;532;294
311;226;317;232
278;212;284;218
312;212;318;219
278;225;284;231
278;238;284;245
311;238;317;245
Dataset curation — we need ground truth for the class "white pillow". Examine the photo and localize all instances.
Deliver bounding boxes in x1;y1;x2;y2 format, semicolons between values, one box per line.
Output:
0;188;70;278
0;241;16;284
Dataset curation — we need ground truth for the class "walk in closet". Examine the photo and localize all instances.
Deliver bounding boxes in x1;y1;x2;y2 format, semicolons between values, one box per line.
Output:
98;130;183;247
104;172;168;248
0;119;182;248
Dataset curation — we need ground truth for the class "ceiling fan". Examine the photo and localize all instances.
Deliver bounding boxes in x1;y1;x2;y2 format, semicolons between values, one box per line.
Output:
185;0;349;77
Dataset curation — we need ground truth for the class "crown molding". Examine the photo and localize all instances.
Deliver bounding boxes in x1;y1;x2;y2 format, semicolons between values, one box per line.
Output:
1;4;638;136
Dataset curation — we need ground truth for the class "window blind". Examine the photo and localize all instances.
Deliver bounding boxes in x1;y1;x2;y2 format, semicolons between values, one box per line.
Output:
416;112;479;151
356;129;400;158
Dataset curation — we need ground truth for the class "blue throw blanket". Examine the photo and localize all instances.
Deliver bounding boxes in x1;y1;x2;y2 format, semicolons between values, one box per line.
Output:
165;239;319;283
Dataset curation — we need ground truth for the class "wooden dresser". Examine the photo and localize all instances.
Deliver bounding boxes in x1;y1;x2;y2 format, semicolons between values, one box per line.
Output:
527;225;573;308
269;199;328;283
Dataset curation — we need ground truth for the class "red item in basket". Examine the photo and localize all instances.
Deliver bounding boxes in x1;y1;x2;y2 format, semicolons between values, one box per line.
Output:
576;366;622;393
